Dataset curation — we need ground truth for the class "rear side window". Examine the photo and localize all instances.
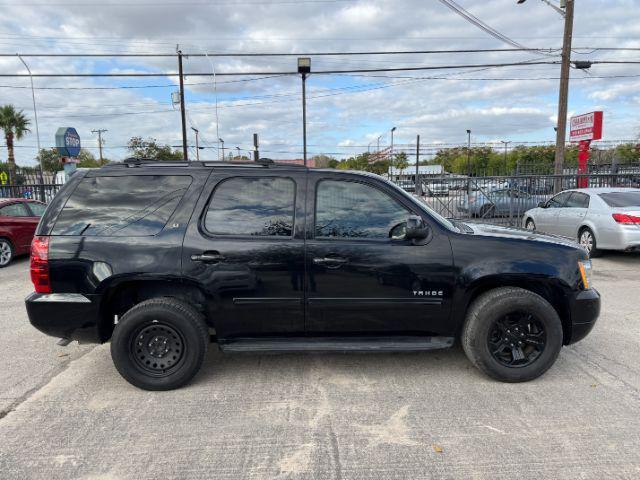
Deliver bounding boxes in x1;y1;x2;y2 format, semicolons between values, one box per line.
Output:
599;192;640;208
52;175;191;236
566;192;590;208
204;177;295;237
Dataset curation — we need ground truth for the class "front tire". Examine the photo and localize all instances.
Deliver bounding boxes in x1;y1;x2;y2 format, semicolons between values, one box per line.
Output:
525;218;536;231
461;287;563;382
0;238;14;268
111;298;209;391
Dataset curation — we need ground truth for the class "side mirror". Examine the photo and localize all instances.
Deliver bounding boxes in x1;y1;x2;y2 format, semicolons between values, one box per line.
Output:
405;215;429;241
538;201;547;208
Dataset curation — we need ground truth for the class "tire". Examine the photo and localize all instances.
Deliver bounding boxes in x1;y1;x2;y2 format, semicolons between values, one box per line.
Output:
479;204;495;218
525;218;536;231
111;297;209;391
461;287;563;382
578;227;602;258
0;238;14;268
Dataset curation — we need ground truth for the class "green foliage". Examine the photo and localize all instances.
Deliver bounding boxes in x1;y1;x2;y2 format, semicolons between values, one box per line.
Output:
311;154;338;168
0;104;31;174
393;152;409;171
127;136;184;161
36;148;108;172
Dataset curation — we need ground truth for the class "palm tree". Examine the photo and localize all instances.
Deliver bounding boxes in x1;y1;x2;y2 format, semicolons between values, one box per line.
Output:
0;105;30;181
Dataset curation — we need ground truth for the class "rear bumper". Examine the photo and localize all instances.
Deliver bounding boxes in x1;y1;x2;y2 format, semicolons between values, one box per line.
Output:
567;288;601;344
25;292;103;343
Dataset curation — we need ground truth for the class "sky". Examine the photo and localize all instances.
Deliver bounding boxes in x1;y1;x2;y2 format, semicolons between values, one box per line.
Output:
0;0;639;166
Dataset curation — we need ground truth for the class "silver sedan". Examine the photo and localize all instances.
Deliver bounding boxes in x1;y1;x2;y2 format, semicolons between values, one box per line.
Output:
522;188;640;256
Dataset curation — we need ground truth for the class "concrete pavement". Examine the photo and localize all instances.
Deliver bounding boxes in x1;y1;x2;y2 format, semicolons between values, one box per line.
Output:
0;253;639;479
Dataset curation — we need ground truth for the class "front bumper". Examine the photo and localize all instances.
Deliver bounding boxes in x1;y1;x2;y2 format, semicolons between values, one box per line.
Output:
25;292;103;343
567;288;601;344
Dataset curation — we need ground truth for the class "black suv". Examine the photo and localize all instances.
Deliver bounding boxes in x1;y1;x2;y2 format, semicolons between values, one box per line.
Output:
26;159;600;390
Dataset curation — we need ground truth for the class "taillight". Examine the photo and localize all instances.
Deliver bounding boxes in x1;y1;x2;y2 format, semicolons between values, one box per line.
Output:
30;236;50;294
612;213;640;224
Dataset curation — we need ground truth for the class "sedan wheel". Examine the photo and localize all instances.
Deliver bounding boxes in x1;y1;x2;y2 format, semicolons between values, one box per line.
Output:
0;240;13;267
579;228;602;257
525;219;536;231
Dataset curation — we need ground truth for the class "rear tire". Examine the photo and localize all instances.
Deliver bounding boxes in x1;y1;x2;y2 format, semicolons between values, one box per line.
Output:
578;227;602;258
461;287;563;382
0;238;14;268
111;297;209;391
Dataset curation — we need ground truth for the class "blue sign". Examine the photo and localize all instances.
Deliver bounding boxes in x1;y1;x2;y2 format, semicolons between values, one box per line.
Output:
55;127;81;157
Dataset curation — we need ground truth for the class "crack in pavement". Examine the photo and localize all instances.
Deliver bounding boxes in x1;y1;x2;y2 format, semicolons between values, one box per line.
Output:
0;344;97;422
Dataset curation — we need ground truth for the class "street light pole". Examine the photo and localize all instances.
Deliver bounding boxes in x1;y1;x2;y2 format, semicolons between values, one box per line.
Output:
177;49;188;161
236;146;241;159
466;129;471;176
191;127;200;161
17;55;42;179
219;138;225;161
389;126;396;180
500;140;511;174
298;58;311;167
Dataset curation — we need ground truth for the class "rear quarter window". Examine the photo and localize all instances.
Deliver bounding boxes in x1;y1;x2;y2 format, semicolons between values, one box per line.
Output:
52;175;192;236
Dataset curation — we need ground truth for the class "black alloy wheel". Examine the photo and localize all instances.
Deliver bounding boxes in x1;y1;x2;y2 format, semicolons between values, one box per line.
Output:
487;312;546;368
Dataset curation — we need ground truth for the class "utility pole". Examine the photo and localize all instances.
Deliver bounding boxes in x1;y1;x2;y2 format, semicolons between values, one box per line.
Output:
253;133;259;161
415;135;421;196
236;146;241;159
554;0;574;191
91;129;107;164
191;127;200;161
177;48;188;161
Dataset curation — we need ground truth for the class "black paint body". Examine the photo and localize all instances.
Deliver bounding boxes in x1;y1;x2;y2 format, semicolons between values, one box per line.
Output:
26;163;600;347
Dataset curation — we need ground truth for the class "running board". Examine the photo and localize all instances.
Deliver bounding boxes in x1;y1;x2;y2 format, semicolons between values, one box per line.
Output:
218;336;454;353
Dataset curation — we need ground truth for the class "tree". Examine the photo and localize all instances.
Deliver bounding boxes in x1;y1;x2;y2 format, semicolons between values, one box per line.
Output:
127;136;183;161
392;152;409;171
311;154;338;168
36;148;62;173
0;105;30;180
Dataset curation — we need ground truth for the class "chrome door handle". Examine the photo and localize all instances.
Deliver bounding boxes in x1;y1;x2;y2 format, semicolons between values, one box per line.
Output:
191;252;225;263
313;257;348;269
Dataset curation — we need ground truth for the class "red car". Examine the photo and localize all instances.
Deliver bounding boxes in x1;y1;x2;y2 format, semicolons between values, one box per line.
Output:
0;198;46;267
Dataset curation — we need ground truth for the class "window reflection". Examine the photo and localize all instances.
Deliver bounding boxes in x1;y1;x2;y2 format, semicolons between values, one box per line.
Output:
52;175;192;236
315;180;410;239
205;177;295;237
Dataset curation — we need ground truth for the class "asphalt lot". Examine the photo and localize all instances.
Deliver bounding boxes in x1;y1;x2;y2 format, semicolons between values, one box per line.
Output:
1;253;639;480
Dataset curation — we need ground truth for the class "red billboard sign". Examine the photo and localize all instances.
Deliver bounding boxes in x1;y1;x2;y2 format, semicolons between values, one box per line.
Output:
569;111;603;142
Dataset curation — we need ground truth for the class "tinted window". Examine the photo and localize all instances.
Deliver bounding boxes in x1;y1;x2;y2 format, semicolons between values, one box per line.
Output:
599;192;640;208
27;202;47;217
52;175;191;236
0;203;29;217
316;180;410;239
566;192;590;208
548;192;572;208
204;177;295;237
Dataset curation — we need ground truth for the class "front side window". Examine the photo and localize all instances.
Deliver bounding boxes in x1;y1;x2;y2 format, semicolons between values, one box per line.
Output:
548;192;572;208
0;203;30;217
204;177;295;237
52;175;192;236
315;180;411;239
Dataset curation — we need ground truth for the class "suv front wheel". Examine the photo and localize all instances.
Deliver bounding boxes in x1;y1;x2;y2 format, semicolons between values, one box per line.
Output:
461;287;563;382
111;298;209;390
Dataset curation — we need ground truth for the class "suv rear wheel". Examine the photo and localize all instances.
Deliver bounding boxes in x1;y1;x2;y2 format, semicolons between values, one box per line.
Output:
461;287;563;382
111;298;209;390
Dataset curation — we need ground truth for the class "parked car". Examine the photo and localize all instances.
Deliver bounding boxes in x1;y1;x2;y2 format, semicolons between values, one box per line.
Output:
426;181;449;197
458;188;540;218
0;198;46;267
523;187;640;257
26;159;599;390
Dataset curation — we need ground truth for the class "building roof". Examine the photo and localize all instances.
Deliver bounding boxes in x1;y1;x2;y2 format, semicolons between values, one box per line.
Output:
390;165;444;175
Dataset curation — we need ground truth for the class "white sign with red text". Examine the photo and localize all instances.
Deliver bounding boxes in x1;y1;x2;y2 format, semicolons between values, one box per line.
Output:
569;111;603;142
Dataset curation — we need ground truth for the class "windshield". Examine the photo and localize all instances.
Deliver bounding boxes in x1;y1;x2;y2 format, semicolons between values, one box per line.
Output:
599;191;640;208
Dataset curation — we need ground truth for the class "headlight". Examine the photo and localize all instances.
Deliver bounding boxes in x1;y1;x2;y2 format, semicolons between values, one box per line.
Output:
578;260;593;289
